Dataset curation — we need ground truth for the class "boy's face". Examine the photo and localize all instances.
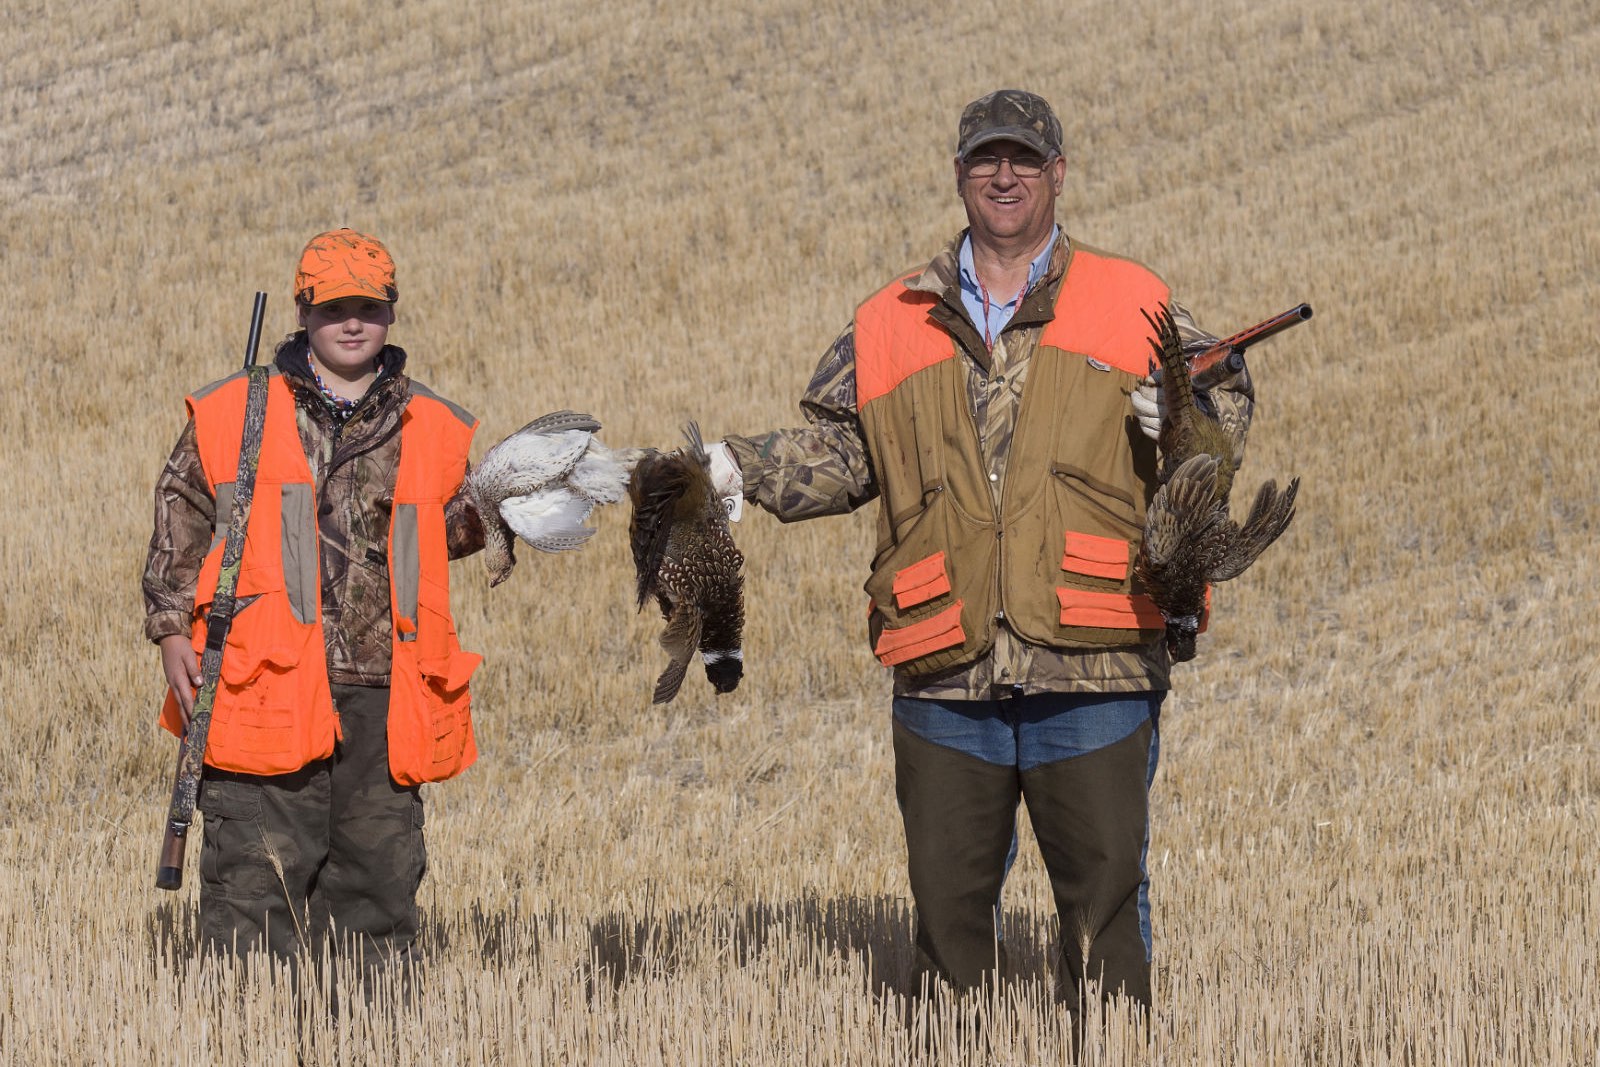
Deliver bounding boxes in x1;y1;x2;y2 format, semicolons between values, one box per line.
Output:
298;297;395;381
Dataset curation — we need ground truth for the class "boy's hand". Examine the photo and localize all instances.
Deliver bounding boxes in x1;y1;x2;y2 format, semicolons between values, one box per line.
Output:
159;634;201;730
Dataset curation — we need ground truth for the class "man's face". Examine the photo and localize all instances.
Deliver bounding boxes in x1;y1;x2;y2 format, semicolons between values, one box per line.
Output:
955;140;1066;252
298;297;395;381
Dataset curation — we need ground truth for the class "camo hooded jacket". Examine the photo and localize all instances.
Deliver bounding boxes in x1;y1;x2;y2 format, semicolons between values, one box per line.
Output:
724;228;1255;699
143;334;485;687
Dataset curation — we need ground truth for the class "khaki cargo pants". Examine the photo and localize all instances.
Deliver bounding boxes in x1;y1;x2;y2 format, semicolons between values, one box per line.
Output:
198;684;426;965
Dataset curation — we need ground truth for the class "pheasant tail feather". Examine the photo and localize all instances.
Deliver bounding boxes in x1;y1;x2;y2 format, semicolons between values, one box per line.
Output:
1211;477;1300;582
652;605;702;704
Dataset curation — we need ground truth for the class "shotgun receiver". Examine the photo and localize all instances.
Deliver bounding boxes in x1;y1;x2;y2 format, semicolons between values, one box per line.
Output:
156;291;269;891
1189;303;1313;381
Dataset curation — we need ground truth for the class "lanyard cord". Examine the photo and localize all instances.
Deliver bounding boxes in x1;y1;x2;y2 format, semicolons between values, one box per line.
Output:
977;276;1025;352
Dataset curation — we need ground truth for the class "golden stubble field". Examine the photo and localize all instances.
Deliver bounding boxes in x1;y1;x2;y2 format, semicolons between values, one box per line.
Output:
2;0;1597;1062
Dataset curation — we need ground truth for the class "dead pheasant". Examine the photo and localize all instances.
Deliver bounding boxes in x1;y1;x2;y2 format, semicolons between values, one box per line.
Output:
1135;305;1300;662
627;423;746;704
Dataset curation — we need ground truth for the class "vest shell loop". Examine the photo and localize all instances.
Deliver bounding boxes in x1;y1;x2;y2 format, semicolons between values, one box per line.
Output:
891;550;952;610
873;600;967;667
1055;587;1165;630
1061;530;1133;582
391;502;422;638
278;482;318;624
1054;586;1210;634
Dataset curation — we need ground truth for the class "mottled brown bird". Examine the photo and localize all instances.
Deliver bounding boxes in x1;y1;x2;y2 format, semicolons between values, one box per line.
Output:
1136;305;1299;662
628;423;746;704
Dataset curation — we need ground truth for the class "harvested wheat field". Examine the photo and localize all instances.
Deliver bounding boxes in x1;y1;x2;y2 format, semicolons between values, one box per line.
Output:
2;0;1597;1062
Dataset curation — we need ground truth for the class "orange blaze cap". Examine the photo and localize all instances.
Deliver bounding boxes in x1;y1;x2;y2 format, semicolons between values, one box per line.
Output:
294;228;398;306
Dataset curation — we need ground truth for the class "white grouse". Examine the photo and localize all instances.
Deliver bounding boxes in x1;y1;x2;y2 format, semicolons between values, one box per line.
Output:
465;411;646;586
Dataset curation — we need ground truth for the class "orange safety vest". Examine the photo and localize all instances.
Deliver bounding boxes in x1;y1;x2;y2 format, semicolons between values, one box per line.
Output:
855;240;1204;673
159;370;482;785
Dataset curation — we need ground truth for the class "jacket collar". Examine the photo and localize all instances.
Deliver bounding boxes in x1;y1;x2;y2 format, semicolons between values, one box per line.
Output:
904;226;1073;372
273;331;412;425
904;225;1071;300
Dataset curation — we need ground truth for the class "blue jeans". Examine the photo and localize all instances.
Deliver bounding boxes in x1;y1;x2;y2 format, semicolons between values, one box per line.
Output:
893;689;1164;959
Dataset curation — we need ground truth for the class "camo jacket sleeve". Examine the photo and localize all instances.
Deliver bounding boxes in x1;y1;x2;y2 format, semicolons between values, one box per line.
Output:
143;418;213;643
723;326;879;522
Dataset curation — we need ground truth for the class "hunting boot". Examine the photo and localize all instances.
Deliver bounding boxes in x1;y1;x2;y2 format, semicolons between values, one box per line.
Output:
893;719;1020;991
1020;719;1154;1011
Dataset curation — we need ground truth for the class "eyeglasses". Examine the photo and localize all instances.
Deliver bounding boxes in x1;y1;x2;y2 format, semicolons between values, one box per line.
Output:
964;154;1052;179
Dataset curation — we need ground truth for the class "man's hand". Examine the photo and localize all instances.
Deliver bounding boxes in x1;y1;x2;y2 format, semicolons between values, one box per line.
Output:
705;441;745;522
1131;375;1164;443
159;634;201;731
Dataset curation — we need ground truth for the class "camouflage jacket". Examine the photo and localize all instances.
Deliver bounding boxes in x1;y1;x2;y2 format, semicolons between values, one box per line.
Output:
143;335;484;687
725;228;1255;699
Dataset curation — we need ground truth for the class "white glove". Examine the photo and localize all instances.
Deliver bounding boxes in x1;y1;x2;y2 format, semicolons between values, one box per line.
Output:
705;441;745;522
1131;375;1164;443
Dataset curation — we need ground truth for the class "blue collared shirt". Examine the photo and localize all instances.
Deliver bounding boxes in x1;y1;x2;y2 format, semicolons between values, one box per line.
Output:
957;225;1059;349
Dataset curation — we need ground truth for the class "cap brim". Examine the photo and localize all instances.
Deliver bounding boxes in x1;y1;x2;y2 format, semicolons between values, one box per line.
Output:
297;281;399;306
958;128;1056;160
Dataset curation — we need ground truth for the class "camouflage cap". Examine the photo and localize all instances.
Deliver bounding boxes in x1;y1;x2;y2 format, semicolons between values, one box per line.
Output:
294;228;398;306
956;89;1063;161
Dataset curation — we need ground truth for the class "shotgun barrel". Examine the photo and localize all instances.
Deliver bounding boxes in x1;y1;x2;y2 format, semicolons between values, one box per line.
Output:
1189;303;1313;379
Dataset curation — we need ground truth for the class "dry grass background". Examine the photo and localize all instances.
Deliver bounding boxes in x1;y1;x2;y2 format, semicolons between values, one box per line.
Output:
1;0;1597;1062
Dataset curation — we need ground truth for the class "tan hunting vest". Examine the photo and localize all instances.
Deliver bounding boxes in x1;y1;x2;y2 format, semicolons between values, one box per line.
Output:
856;241;1176;676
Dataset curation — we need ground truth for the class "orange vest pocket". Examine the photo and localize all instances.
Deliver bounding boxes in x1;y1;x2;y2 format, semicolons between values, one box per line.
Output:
1056;587;1165;629
388;641;480;787
1061;531;1132;581
206;681;333;776
892;551;952;609
874;600;966;667
201;600;336;775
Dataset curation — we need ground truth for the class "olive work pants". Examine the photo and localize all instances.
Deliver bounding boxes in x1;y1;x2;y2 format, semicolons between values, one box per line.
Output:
893;691;1160;1009
197;684;426;965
